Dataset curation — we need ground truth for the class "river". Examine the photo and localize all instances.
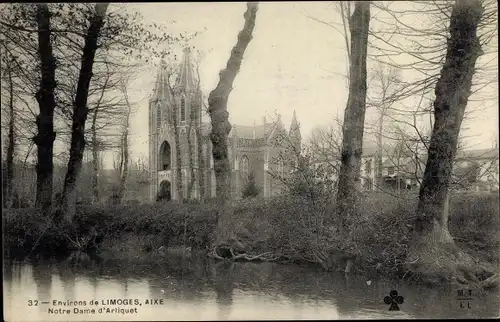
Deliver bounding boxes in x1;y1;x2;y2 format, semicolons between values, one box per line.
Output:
3;252;499;321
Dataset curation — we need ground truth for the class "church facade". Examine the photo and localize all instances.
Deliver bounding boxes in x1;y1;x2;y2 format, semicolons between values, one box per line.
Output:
148;48;302;201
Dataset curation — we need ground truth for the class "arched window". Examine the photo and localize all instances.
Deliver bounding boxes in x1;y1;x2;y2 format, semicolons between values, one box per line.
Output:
240;155;249;176
180;97;186;123
159;141;171;170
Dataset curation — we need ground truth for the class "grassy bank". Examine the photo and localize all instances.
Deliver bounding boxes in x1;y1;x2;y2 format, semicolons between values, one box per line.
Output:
3;193;499;281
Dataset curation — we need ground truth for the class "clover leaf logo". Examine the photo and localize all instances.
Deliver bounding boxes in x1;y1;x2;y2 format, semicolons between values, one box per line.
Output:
384;290;404;311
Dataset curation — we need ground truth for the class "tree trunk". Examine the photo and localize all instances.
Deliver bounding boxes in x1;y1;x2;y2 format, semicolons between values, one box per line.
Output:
118;131;129;201
408;0;485;283
61;3;109;220
376;110;384;189
117;81;132;203
208;2;258;248
335;1;370;231
90;106;100;203
89;72;110;204
170;99;183;202
196;123;205;202
6;64;15;208
34;4;57;213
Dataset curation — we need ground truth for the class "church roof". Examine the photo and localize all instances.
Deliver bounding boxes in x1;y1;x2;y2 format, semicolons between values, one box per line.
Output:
200;121;279;140
231;124;273;139
175;47;198;91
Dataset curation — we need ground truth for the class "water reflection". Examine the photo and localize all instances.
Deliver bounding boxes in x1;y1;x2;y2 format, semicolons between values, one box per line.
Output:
3;252;499;321
214;261;235;320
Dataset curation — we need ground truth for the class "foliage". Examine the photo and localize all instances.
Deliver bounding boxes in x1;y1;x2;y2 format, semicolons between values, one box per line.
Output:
241;171;261;198
448;193;500;264
4;194;498;278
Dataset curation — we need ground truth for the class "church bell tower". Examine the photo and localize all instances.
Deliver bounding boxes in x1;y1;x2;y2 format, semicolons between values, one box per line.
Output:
148;47;203;201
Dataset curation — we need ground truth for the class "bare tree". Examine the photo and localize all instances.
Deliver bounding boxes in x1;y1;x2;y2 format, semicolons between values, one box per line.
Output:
308;120;343;172
87;61;131;203
370;0;497;102
365;64;404;187
406;0;494;286
303;1;497;175
335;1;371;232
1;3;193;212
194;59;206;202
32;4;58;212
115;76;135;203
207;2;258;251
300;2;353;88
60;3;110;219
1;55;16;208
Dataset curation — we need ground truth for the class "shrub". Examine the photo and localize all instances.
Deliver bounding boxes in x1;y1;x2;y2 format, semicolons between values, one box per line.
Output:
241;171;261;198
3;193;498;276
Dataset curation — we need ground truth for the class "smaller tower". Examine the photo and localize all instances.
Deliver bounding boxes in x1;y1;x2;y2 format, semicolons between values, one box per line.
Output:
148;61;174;201
289;110;302;154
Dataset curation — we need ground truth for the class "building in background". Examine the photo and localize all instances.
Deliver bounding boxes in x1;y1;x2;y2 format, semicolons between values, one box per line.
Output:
311;140;499;194
148;48;301;201
332;145;499;194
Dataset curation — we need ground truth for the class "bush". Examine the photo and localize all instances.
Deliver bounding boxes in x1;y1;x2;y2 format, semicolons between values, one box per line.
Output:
241;171;261;198
449;193;500;264
3;193;498;277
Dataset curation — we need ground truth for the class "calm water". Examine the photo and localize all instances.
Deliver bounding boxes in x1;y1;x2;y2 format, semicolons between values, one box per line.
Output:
3;251;499;321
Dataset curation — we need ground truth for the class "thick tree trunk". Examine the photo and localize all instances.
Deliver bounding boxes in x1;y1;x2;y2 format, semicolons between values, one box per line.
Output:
209;2;258;204
6;64;15;208
335;1;370;230
413;0;483;236
407;0;486;284
208;2;258;248
61;3;109;220
34;3;57;213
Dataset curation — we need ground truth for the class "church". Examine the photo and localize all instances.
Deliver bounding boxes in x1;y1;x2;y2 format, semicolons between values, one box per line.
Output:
148;48;302;201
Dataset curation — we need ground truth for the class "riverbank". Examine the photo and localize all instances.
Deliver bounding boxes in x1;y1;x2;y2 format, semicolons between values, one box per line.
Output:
3;193;499;287
6;254;500;319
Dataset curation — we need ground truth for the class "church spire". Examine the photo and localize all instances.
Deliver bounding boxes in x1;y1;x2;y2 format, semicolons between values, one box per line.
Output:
290;110;299;132
289;110;301;153
150;60;173;104
175;47;197;91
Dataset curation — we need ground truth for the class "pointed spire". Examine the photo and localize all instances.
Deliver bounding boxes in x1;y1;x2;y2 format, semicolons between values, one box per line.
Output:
290;110;299;132
175;47;197;91
289;110;301;153
151;61;173;104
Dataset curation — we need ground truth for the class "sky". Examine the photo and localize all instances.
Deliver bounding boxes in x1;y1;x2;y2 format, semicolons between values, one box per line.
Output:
14;2;495;169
